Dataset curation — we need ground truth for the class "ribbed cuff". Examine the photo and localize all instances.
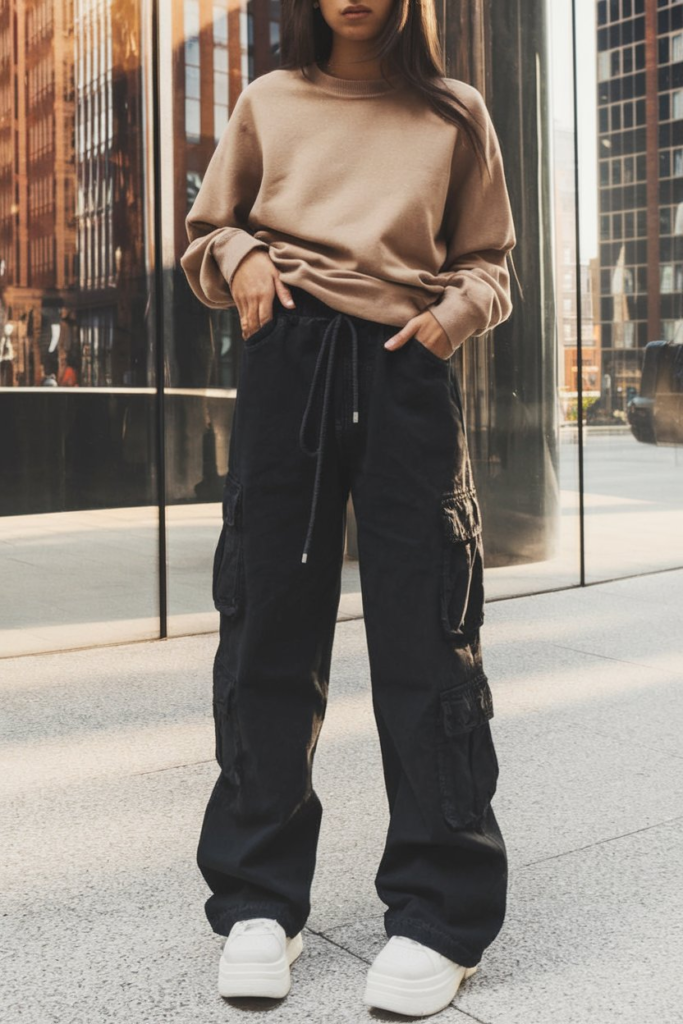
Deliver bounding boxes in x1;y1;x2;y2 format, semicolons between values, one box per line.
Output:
211;230;270;290
426;291;487;351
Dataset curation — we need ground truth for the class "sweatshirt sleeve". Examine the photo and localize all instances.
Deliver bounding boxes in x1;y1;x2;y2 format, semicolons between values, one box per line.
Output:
427;86;517;349
180;87;270;309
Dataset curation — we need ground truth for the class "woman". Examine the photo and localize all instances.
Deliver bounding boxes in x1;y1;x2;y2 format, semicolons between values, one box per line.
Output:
180;0;516;1017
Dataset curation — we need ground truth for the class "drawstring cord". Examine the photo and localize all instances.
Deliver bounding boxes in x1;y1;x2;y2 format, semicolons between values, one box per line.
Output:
298;311;359;564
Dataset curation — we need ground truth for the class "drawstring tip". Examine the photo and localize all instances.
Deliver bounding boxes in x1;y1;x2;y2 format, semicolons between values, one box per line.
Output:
353;410;359;423
301;551;308;564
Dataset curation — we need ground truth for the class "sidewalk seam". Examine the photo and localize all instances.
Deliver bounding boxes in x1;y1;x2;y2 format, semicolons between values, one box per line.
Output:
517;811;683;871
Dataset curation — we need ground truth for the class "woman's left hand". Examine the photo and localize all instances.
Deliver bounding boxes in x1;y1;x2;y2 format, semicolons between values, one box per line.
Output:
384;309;458;361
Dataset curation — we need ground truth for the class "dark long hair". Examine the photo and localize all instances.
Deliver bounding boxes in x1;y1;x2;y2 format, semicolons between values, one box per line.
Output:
279;0;490;179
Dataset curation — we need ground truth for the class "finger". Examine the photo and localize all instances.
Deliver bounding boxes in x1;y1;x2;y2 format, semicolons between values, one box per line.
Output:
257;294;274;329
238;302;251;338
384;321;418;350
275;276;296;308
241;299;263;338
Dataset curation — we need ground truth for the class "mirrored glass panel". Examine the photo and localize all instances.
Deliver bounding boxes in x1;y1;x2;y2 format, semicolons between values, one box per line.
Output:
442;0;582;602
0;0;158;657
580;0;683;579
5;0;681;662
163;0;310;635
165;0;583;635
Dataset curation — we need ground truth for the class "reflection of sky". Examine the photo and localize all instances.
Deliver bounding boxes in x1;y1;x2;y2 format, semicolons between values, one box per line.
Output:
550;0;598;260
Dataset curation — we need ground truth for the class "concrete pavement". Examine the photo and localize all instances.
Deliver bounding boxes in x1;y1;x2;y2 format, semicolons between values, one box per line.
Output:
2;567;683;1023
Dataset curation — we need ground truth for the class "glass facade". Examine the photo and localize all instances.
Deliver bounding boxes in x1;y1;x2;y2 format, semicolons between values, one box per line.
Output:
0;0;681;659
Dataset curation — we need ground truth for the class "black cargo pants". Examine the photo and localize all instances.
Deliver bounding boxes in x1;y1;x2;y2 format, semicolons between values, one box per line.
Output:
196;284;506;968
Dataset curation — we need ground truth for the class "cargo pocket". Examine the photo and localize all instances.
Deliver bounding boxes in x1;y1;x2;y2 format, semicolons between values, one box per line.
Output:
436;672;499;830
212;661;244;791
212;471;244;617
440;487;485;645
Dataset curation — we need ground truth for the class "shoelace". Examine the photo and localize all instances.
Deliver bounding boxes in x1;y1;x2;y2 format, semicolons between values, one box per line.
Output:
298;311;359;564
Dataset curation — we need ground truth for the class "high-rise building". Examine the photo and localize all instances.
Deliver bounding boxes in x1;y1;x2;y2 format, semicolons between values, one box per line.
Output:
596;0;683;412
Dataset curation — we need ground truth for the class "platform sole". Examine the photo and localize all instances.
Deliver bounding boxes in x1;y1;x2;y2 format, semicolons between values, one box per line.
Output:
362;961;477;1016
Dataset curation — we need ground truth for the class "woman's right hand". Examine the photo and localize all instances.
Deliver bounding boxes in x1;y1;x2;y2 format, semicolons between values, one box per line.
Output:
231;250;296;339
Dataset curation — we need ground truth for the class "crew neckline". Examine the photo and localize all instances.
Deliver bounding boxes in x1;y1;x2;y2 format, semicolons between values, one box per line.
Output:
306;61;404;98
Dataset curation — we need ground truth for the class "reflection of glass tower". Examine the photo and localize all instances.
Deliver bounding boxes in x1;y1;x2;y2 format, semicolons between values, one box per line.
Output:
596;0;683;410
554;123;599;404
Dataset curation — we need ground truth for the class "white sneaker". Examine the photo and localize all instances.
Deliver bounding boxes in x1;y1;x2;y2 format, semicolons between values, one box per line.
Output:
362;935;478;1017
218;917;304;999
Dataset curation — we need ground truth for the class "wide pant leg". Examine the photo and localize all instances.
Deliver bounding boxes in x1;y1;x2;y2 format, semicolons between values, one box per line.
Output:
196;285;507;963
351;329;507;968
196;303;350;939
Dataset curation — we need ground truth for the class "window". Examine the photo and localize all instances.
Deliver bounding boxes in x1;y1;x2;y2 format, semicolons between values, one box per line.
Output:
662;320;678;342
213;4;229;141
611;260;634;295
184;0;201;142
660;264;674;292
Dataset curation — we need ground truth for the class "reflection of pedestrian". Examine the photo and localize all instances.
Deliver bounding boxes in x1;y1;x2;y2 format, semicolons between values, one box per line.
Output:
181;3;516;1016
58;350;79;387
0;334;14;386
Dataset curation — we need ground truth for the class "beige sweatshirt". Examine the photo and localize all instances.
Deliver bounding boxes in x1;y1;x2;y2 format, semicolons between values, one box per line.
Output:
180;63;517;349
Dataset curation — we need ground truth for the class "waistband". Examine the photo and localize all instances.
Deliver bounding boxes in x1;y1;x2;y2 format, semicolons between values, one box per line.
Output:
271;284;382;329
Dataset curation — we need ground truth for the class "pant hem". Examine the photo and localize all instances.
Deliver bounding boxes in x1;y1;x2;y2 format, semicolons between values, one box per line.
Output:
208;901;304;940
385;914;483;968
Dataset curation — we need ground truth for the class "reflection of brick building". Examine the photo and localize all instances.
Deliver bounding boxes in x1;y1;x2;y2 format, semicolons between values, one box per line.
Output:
0;0;77;386
75;0;149;388
596;0;683;412
0;0;152;389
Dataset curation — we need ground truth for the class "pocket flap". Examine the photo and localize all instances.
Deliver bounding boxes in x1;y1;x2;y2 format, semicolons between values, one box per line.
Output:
440;673;494;737
222;472;242;526
441;489;482;543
